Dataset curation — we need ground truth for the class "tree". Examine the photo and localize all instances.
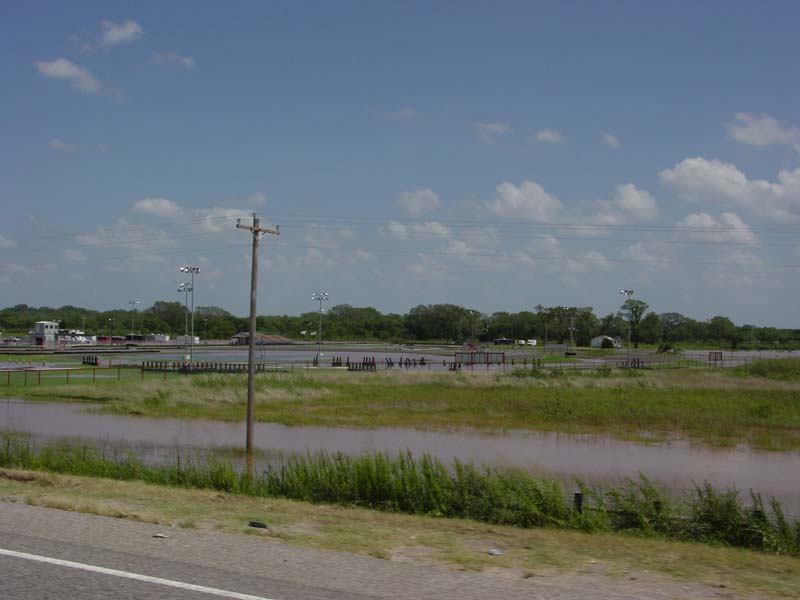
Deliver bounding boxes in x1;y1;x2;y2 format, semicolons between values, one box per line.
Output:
618;299;649;348
638;312;663;345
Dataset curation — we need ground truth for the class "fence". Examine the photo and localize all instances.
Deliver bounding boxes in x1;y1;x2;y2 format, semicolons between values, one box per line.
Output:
0;355;755;386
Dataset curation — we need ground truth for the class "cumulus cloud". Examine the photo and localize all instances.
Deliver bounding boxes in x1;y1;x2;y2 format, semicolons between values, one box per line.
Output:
132;198;183;219
396;189;441;216
660;157;800;222
725;113;800;151
607;183;659;222
0;235;16;248
100;20;143;45
676;212;759;245
473;121;511;143
533;129;565;144
195;207;252;232
152;52;195;69
35;58;102;93
383;221;408;240
602;133;621;148
486;180;562;222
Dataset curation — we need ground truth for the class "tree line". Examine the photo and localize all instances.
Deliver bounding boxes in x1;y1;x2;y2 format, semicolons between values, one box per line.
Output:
1;301;798;349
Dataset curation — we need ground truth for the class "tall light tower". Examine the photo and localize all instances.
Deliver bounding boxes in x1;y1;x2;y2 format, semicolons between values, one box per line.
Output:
180;266;200;361
178;281;192;360
128;300;140;339
620;289;634;368
312;291;329;356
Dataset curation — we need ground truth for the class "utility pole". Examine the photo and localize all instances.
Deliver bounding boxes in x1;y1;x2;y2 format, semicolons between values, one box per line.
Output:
237;214;279;478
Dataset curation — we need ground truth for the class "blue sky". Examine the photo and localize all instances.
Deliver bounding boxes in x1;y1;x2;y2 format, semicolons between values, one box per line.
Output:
2;1;800;326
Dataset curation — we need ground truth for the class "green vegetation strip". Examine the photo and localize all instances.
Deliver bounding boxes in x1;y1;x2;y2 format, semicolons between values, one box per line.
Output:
1;433;798;558
7;363;800;450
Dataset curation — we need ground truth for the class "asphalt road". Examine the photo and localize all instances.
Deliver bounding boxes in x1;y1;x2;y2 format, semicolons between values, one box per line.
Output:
0;502;727;599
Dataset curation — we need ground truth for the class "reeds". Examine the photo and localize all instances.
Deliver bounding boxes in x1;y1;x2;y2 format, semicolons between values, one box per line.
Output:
1;432;798;556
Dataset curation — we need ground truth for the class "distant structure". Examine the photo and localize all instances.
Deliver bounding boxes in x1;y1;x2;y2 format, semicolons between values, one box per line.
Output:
590;335;622;348
25;321;59;347
230;332;291;346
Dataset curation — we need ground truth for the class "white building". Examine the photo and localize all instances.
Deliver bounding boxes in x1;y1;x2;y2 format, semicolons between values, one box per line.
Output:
26;321;59;347
590;335;621;348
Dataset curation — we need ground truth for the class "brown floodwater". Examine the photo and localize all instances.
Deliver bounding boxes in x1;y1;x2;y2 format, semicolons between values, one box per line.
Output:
2;398;799;512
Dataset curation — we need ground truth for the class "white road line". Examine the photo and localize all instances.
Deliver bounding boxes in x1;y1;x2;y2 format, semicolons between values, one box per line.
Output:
0;547;276;600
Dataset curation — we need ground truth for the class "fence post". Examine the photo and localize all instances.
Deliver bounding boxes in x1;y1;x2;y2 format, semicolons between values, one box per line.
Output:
38;370;41;385
141;366;144;381
24;370;27;387
573;491;583;513
93;368;96;383
66;369;69;384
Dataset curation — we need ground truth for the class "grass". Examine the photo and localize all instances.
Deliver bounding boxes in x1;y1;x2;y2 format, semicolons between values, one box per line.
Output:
2;469;798;597
1;434;798;556
734;359;800;382
5;364;800;450
2;469;799;597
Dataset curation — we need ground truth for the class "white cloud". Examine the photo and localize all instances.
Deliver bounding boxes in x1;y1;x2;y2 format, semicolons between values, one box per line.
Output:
725;113;800;152
396;189;441;216
63;249;87;263
49;138;78;152
602;133;621;148
486;180;563;222
132;198;183;219
245;193;267;206
473;121;511;143
676;212;759;245
152;52;195;69
195;207;252;232
412;221;451;238
0;235;16;248
609;183;659;222
385;108;418;120
384;221;408;240
660;157;800;222
533;129;565;144
35;58;102;93
100;20;143;45
75;219;174;251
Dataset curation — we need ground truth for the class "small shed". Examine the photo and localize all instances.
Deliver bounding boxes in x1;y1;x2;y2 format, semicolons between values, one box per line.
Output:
590;335;621;348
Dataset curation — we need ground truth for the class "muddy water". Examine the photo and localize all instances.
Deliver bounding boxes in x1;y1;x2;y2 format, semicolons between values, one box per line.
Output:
2;399;799;511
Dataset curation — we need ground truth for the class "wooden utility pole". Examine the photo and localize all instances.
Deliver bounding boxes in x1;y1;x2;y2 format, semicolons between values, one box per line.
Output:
236;214;279;478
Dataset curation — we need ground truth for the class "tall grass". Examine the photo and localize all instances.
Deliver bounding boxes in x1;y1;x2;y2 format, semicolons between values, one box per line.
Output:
1;433;798;556
734;359;800;382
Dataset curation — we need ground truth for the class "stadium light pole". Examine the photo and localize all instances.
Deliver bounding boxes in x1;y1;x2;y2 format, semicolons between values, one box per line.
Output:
620;289;634;368
128;300;140;338
312;292;329;357
180;266;200;361
178;281;192;360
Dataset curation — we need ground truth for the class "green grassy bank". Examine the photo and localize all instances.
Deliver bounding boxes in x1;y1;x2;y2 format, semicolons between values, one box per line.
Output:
1;433;798;558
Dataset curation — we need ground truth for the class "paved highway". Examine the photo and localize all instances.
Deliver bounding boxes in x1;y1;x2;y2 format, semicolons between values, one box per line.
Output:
0;502;722;599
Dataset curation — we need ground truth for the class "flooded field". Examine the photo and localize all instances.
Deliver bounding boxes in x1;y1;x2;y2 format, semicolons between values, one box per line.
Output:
3;398;799;512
